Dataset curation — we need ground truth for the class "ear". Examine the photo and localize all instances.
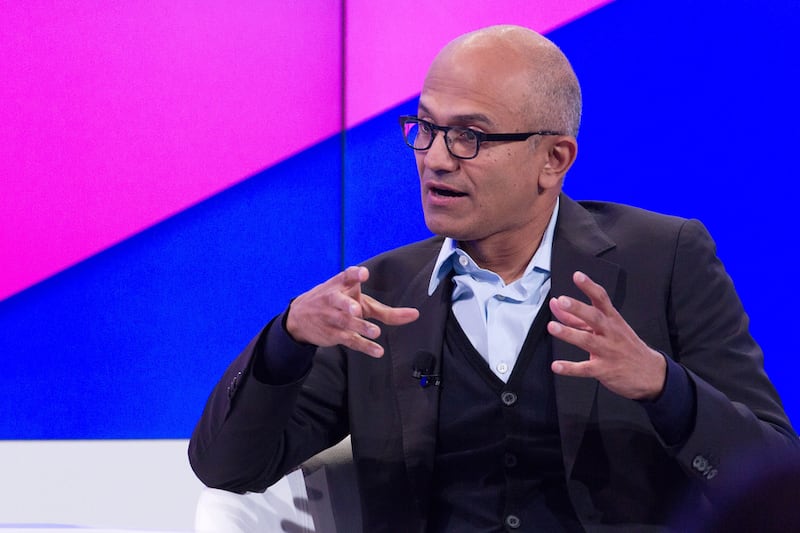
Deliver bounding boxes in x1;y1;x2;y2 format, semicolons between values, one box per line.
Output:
539;136;578;190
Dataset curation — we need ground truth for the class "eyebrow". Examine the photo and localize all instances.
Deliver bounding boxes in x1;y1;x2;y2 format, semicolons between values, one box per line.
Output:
417;102;495;128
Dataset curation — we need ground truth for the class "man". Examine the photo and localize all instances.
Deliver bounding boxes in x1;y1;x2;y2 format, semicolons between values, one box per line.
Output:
189;25;797;531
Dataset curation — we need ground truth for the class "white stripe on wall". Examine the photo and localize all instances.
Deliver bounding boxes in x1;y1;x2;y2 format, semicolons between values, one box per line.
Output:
0;439;203;530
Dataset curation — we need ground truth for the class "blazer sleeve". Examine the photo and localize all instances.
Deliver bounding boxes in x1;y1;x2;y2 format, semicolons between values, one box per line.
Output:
665;219;798;495
188;315;350;493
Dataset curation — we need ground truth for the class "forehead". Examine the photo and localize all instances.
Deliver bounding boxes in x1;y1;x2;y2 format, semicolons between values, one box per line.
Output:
418;46;531;128
417;99;496;129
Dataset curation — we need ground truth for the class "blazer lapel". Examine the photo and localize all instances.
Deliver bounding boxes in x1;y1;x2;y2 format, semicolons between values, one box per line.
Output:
551;195;621;477
386;258;450;515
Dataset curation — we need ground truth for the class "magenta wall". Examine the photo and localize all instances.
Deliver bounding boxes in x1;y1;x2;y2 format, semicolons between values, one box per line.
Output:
1;2;343;301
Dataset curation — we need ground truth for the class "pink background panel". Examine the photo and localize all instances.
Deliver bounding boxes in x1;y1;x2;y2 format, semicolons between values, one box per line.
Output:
344;0;612;127
0;2;341;301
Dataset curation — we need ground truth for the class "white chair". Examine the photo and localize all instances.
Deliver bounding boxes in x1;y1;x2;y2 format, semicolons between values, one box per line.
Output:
194;437;362;533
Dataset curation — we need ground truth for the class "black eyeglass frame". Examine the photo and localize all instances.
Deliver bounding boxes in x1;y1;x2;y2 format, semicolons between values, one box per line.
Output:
399;115;563;160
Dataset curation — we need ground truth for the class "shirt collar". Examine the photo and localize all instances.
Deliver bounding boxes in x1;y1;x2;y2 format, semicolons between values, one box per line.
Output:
427;197;560;296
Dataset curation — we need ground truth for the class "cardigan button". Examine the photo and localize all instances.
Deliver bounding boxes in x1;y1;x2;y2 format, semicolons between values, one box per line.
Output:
501;391;518;406
692;455;709;472
505;514;521;529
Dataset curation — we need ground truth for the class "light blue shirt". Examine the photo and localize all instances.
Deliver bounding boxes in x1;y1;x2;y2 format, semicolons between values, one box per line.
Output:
428;199;559;383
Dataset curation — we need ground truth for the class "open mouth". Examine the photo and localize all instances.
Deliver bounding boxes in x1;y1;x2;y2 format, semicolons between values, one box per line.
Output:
432;187;467;198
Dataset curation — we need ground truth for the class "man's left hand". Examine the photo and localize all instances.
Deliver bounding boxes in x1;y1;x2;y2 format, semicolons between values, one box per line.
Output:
548;271;666;400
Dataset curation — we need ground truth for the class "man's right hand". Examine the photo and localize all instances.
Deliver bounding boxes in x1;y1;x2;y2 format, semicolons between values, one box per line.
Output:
285;266;420;358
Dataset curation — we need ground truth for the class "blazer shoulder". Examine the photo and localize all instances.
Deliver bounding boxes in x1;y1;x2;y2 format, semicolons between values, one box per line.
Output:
577;199;688;227
575;199;696;243
359;235;444;292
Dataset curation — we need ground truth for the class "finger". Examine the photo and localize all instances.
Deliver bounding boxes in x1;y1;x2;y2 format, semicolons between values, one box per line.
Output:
336;314;381;340
572;271;615;314
550;295;605;334
315;312;383;356
548;297;592;331
322;266;368;299
326;289;365;321
336;265;369;291
548;320;599;354
551;359;597;378
339;331;385;358
362;295;420;326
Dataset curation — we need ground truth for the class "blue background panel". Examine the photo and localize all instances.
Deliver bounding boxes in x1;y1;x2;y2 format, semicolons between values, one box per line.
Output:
343;97;430;266
0;137;342;439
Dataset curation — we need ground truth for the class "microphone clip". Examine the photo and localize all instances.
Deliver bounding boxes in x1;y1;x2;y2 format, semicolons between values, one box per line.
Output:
412;351;441;388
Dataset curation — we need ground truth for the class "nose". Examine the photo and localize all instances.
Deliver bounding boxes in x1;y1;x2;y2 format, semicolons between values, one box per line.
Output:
421;132;459;172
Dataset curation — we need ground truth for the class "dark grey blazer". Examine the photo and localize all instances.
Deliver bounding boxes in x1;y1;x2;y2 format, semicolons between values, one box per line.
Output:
189;194;797;532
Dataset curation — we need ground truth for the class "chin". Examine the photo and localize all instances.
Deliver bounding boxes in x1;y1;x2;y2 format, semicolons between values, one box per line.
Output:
426;224;472;241
423;212;482;241
423;217;454;237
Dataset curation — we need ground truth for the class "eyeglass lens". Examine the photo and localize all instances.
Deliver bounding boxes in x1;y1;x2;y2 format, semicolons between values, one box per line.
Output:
403;120;478;158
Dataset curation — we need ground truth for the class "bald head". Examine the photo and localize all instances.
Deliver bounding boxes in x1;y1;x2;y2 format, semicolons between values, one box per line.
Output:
427;25;582;136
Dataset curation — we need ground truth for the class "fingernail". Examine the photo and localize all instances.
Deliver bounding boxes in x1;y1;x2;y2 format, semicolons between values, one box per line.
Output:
549;322;562;333
559;297;571;309
575;272;586;283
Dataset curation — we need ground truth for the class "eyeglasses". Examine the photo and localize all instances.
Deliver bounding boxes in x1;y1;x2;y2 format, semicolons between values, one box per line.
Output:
399;115;562;160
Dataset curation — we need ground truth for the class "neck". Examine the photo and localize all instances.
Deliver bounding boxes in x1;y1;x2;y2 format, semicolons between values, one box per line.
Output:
459;199;556;285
